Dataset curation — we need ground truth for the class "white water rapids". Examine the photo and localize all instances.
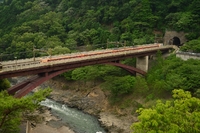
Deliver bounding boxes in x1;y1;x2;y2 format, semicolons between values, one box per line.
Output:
40;99;106;133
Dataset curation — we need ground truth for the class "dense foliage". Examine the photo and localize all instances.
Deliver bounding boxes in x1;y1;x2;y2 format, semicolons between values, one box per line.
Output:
66;52;200;99
0;0;200;60
131;89;200;133
0;0;200;131
2;0;198;99
0;79;10;91
0;88;52;133
180;38;200;52
103;75;136;96
147;54;200;96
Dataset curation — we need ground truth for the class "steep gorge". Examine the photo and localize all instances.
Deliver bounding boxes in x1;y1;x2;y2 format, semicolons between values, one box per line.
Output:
38;77;137;133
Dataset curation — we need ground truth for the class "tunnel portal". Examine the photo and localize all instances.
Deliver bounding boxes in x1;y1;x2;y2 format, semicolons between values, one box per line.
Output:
173;37;181;47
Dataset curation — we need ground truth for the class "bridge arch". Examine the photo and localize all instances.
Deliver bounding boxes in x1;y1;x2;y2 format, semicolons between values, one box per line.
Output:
105;62;146;75
8;63;146;98
8;69;71;98
5;44;175;98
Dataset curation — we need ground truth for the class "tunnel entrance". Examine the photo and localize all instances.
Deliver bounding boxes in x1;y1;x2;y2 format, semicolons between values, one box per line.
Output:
164;31;187;46
173;37;181;47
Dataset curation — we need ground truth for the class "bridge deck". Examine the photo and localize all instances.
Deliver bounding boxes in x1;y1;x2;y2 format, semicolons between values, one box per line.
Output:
0;44;175;79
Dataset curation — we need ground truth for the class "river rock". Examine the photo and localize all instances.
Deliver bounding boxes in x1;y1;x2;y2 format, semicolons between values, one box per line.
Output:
39;77;135;133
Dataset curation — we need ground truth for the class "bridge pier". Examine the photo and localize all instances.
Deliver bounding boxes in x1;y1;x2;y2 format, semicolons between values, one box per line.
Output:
1;45;177;98
136;56;149;73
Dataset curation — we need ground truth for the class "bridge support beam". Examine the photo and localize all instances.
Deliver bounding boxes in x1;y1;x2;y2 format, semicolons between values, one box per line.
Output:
8;61;147;98
105;62;146;75
8;69;72;98
136;56;149;73
7;76;39;95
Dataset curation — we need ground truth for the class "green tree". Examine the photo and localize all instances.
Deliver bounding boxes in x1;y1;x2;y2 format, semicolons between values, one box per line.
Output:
147;54;200;94
71;66;103;82
0;88;52;133
0;79;10;91
103;75;136;97
165;12;194;31
130;0;155;29
180;38;200;52
51;46;70;55
131;89;200;133
133;76;149;95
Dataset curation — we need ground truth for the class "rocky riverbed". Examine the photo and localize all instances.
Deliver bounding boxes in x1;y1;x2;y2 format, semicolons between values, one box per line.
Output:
31;77;137;133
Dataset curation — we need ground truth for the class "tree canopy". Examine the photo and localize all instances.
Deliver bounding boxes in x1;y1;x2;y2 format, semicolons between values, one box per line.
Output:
146;54;200;95
131;89;200;133
0;88;52;133
0;79;10;91
0;0;200;131
0;0;200;60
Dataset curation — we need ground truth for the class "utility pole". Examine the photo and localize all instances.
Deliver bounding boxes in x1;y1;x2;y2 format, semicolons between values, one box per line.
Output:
124;41;126;47
15;56;17;69
106;39;109;49
0;54;2;69
33;45;36;61
47;48;52;58
0;54;2;63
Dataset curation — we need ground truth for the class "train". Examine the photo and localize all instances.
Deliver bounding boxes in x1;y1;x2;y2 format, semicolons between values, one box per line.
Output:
0;44;163;70
40;43;163;63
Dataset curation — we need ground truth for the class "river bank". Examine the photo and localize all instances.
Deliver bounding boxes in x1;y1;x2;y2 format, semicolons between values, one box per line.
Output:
29;107;75;133
31;77;137;133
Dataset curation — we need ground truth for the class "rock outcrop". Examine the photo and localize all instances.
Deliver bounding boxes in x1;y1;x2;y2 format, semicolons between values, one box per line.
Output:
39;77;136;133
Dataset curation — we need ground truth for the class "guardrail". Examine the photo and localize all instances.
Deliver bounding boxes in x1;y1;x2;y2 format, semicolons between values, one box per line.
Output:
176;51;200;60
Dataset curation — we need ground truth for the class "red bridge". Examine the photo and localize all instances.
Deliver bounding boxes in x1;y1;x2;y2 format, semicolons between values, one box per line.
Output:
0;44;176;98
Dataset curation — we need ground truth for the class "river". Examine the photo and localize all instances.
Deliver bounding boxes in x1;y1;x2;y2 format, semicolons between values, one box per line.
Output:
40;98;106;133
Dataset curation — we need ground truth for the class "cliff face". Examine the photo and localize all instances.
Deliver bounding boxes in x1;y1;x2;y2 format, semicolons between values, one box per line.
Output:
40;77;136;133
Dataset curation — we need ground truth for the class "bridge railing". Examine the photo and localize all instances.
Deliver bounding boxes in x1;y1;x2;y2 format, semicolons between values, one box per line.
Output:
2;61;41;71
0;44;174;72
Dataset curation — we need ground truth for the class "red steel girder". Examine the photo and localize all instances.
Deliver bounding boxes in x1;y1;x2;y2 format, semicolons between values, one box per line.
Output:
0;48;170;79
105;62;146;75
7;76;39;95
9;62;146;98
12;69;71;98
9;60;148;98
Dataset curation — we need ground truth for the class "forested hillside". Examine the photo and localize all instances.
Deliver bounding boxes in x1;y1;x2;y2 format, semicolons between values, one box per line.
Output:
1;0;200;108
1;1;200;132
0;0;200;60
